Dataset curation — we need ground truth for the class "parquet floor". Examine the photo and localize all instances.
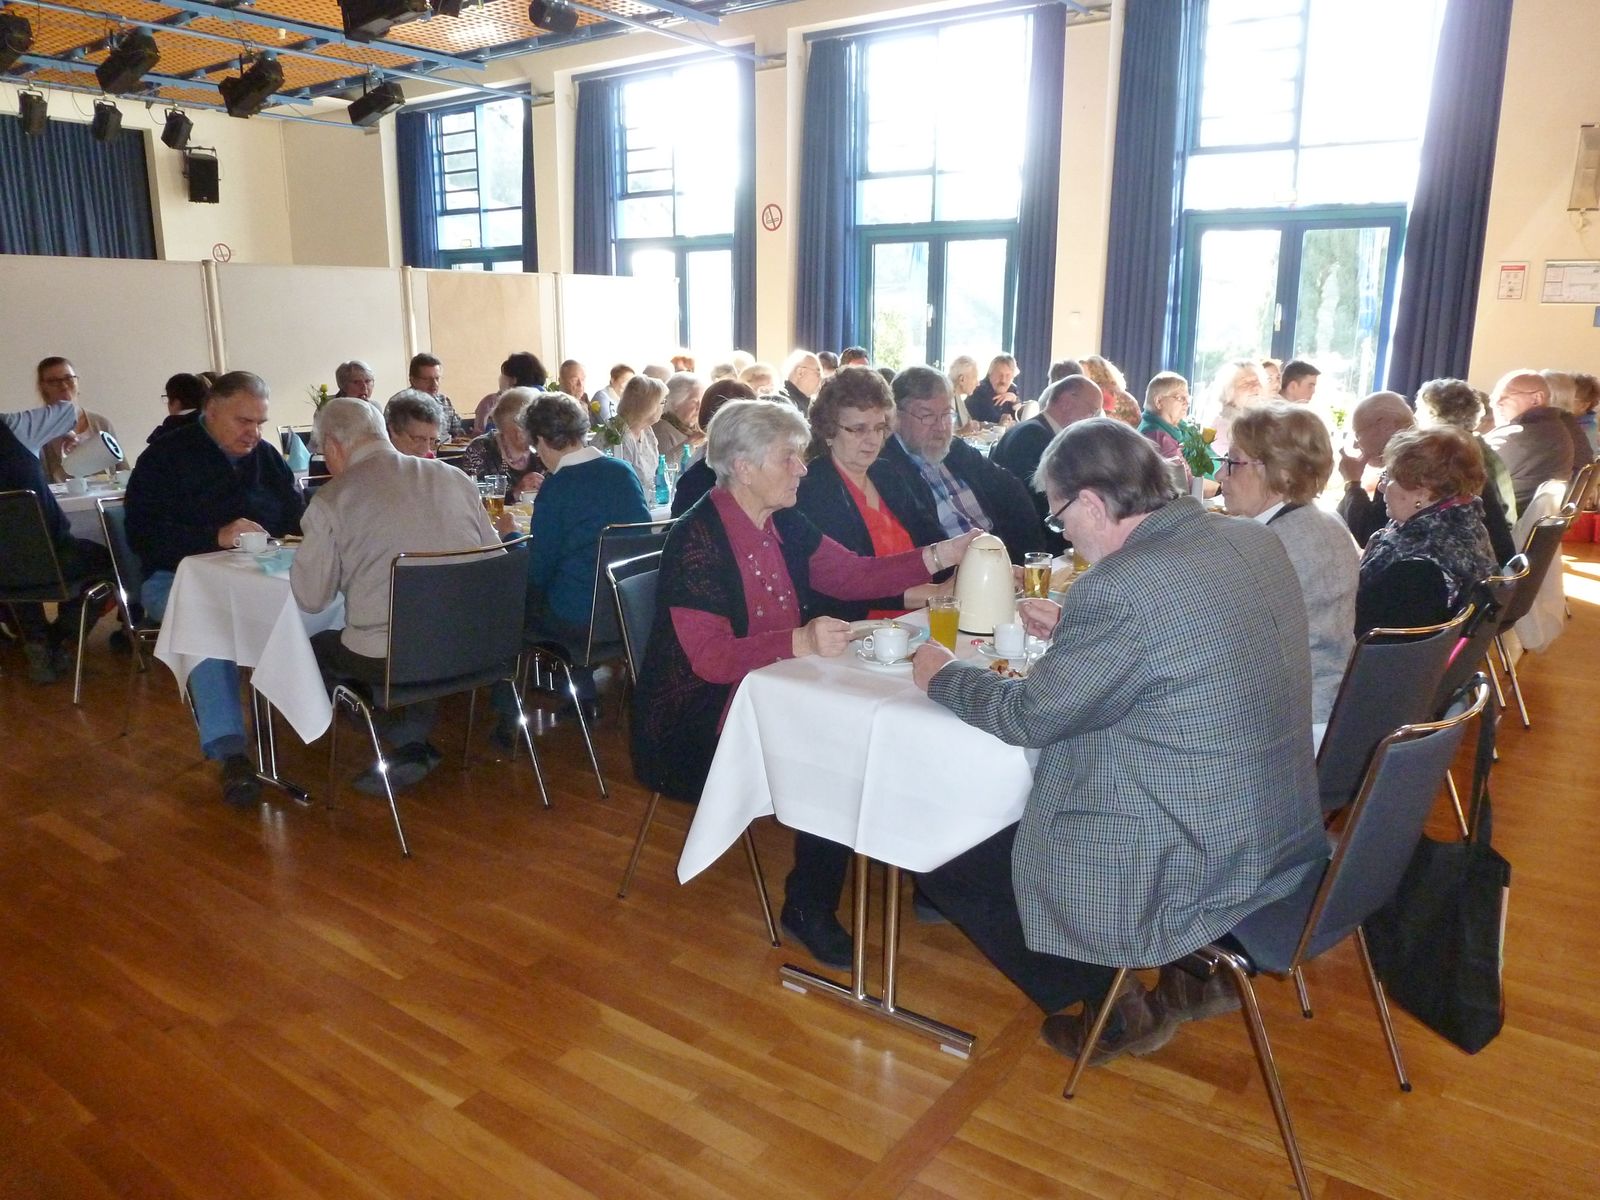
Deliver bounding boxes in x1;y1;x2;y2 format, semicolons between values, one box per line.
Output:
2;551;1598;1199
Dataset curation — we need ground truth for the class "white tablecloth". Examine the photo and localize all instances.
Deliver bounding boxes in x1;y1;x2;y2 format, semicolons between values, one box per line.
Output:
152;551;345;743
50;483;124;545
678;615;1034;882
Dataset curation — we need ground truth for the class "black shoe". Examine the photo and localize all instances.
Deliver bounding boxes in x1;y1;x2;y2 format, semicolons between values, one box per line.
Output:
352;743;436;796
23;642;58;685
109;629;132;655
911;884;948;925
780;903;853;970
220;754;261;809
490;716;519;751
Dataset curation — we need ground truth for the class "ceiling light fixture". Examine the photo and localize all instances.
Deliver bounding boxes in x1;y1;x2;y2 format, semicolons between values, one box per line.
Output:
219;54;284;119
95;28;160;94
90;98;122;142
19;89;48;137
161;108;194;150
527;0;578;35
348;79;404;127
0;12;33;74
337;0;430;43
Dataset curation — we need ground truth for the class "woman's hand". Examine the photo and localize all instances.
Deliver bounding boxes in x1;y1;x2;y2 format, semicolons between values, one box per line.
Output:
792;615;852;659
1017;598;1061;641
493;509;516;535
925;528;982;574
519;472;544;497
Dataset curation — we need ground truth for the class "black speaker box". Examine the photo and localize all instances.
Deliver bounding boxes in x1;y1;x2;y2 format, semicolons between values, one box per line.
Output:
186;153;220;204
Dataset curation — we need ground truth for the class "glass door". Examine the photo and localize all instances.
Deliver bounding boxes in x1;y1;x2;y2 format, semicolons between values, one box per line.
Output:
861;231;1014;372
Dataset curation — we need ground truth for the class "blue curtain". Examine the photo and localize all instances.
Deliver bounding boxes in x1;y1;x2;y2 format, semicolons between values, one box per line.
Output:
573;77;617;276
521;97;539;272
794;37;856;355
1013;4;1067;395
0;113;155;259
734;58;757;352
1098;0;1194;394
395;110;439;269
1385;0;1514;399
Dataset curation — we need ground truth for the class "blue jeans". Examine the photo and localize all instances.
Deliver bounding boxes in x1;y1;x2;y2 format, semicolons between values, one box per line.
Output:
142;570;247;761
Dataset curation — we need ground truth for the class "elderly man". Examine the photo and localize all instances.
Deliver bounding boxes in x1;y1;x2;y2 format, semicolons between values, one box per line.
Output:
406;353;466;439
912;419;1327;1062
35;357;118;484
385;391;444;458
993;375;1106;551
333;360;377;403
964;353;1022;424
125;371;303;807
781;350;823;414
878;366;1045;563
291;399;500;794
557;359;588;408
591;362;633;424
1484;369;1591;514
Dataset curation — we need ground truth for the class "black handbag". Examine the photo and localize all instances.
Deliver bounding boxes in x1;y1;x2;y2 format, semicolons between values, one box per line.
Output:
1364;694;1510;1054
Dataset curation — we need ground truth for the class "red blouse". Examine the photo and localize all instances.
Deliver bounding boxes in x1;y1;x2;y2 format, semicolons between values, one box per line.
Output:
838;469;914;618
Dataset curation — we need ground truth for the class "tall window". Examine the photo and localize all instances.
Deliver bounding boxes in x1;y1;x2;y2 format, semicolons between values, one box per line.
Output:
431;98;526;272
613;61;742;353
1176;0;1444;399
854;14;1030;371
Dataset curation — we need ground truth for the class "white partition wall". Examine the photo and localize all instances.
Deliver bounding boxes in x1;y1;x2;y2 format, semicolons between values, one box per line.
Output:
0;255;213;460
554;273;679;377
412;269;555;411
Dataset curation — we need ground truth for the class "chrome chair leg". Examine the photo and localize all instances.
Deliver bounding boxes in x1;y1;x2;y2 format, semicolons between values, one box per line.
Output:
1290;966;1313;1019
1062;966;1132;1099
327;689;344;809
1446;770;1470;839
560;660;608;799
508;675;550;808
1217;949;1311;1200
617;791;662;898
463;687;478;771
741;827;780;947
1354;927;1411;1092
360;702;410;857
1493;635;1530;729
71;582;109;706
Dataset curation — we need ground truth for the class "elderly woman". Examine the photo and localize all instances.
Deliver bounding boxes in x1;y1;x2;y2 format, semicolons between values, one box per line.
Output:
461;387;543;500
1222;403;1359;732
384;391;443;458
653;372;705;462
1356;426;1496;636
1416;377;1516;562
633;400;976;969
795;367;949;621
670;380;755;517
1196;359;1267;453
613;374;665;492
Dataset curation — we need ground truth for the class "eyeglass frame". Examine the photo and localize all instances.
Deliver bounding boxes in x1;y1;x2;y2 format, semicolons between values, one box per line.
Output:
836;420;893;439
1216;455;1262;474
1044;494;1079;535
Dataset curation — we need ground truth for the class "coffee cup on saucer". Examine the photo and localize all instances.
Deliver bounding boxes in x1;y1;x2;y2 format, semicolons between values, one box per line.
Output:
235;530;270;554
65;476;89;496
872;624;911;663
993;622;1026;658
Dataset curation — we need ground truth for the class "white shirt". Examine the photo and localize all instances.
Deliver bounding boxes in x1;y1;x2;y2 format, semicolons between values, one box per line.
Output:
1255;501;1286;525
616;424;659;493
592;386;620;424
552;445;603;473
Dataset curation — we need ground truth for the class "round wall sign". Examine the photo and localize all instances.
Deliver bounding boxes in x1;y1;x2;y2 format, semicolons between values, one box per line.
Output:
761;203;783;232
212;242;233;262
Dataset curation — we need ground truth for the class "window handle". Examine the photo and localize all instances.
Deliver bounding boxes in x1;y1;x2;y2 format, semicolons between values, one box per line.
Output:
1274;302;1283;332
926;302;935;329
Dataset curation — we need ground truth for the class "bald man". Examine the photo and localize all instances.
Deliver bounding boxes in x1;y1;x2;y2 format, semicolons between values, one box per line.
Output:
994;375;1106;534
1483;369;1591;514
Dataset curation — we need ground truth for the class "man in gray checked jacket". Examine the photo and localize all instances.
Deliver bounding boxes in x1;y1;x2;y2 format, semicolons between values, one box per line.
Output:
912;418;1328;1064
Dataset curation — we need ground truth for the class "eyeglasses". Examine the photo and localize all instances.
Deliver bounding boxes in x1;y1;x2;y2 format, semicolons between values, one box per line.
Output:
1044;495;1078;535
41;374;78;386
838;422;891;439
1216;456;1261;473
902;407;956;426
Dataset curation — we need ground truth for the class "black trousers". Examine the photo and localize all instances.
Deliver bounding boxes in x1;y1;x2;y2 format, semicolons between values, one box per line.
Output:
8;536;112;643
783;832;853;915
917;823;1116;1014
310;629;437;749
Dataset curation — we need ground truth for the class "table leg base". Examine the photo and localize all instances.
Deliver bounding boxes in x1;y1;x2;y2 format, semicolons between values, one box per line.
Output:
777;963;975;1058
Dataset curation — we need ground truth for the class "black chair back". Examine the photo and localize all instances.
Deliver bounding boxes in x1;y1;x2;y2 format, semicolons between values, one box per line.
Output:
0;489;68;600
1432;562;1523;713
1316;607;1470;815
95;497;145;625
1562;461;1594;511
1497;510;1572;630
580;520;673;664
607;551;662;683
382;538;528;708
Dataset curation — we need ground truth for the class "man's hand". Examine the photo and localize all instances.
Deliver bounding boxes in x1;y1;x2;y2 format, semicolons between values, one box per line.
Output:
1337;448;1366;485
1017;598;1061;641
912;641;956;691
493;509;516;535
792;615;851;659
217;517;267;549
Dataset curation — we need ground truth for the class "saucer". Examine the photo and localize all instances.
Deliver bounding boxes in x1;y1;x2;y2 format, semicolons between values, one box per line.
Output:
849;620;929;648
854;643;913;668
975;636;1047;661
229;539;280;555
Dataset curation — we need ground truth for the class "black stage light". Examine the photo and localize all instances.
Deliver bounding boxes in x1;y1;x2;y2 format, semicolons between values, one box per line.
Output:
348;80;404;127
219;55;284;119
0;12;33;73
527;0;578;35
338;0;429;42
161;108;193;150
95;29;160;95
19;90;48;137
91;99;122;142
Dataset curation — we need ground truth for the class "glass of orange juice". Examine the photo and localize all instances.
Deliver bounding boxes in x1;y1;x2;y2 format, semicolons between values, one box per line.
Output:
928;595;960;651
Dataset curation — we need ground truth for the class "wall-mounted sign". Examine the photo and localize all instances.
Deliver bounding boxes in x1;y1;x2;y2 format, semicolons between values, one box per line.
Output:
1541;260;1600;303
761;203;783;232
1496;262;1527;300
211;242;233;263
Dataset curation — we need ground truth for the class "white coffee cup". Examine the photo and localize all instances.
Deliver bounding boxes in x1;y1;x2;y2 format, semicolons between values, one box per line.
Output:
993;621;1025;658
872;623;911;663
235;530;270;554
65;476;89;495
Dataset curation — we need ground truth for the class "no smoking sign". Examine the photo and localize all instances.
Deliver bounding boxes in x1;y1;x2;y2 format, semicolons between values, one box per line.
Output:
761;203;783;232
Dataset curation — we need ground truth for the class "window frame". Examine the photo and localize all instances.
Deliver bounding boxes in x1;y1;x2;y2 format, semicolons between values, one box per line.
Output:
428;97;527;271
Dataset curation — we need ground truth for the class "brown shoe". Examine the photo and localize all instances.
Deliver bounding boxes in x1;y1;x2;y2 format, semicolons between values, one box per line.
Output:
1156;963;1241;1026
1041;978;1175;1066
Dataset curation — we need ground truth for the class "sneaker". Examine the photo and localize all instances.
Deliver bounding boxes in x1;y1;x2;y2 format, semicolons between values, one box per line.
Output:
1040;978;1175;1066
779;902;854;970
1156;963;1241;1026
352;743;436;796
23;642;58;685
220;754;261;809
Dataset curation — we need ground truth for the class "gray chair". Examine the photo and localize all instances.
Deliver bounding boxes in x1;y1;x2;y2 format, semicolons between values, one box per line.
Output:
1064;677;1491;1200
1493;505;1574;728
607;551;780;947
0;489;113;704
523;519;674;798
96;497;166;734
327;538;548;856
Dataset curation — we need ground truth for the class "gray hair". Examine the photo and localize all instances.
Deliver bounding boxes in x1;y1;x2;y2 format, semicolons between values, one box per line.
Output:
210;370;269;403
384;389;442;433
706;399;810;487
315;395;386;451
664;372;704;417
334;360;374;391
1416;378;1483;431
892;365;952;408
1034;417;1178;520
521;390;589;450
782;349;819;380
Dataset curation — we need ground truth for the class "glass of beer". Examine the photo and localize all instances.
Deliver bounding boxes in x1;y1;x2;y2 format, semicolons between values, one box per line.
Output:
1071;545;1090;574
928;595;960;651
1023;552;1052;599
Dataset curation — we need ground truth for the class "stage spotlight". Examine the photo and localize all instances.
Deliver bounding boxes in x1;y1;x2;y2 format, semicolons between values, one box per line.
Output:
95;29;160;95
338;0;429;43
348;80;404;127
161;108;193;150
19;90;48;137
219;55;284;119
91;99;122;142
527;0;578;35
0;12;33;73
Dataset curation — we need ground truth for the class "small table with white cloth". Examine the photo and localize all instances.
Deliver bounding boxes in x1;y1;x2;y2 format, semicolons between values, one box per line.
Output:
152;548;344;801
678;610;1035;1057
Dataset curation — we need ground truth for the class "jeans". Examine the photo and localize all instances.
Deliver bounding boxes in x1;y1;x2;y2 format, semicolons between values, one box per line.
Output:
142;570;246;760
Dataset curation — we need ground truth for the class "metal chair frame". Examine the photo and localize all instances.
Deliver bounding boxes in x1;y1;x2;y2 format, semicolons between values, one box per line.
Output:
95;497;167;734
1494;504;1576;728
1560;461;1593;512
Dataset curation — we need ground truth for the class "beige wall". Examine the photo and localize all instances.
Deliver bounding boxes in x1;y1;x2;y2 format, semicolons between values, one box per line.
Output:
1468;0;1600;388
281;121;396;268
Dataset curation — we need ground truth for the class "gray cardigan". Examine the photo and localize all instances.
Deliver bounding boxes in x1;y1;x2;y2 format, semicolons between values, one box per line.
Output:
1267;503;1359;726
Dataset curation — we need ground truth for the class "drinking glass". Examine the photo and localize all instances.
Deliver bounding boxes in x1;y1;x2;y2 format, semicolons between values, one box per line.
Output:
928;595;960;651
1022;552;1052;599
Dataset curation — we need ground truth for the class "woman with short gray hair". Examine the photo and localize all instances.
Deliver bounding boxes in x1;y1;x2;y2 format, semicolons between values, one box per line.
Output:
654;372;705;461
632;397;977;971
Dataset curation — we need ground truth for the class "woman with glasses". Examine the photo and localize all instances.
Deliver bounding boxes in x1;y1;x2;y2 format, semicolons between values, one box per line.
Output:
1220;402;1359;734
795;368;950;621
36;357;118;484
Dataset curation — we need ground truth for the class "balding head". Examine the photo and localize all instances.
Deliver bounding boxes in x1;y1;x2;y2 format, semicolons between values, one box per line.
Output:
1042;374;1105;428
1490;370;1550;426
1350;391;1415;465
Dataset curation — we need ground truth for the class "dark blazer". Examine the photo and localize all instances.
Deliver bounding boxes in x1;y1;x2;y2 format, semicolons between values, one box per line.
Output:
782;380;811;415
794;454;947;620
671;457;716;517
877;434;1046;563
125;418;303;575
992;414;1066;553
965;377;1021;424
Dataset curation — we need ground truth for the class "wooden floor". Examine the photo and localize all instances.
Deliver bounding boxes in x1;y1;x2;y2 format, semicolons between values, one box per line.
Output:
3;551;1599;1199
